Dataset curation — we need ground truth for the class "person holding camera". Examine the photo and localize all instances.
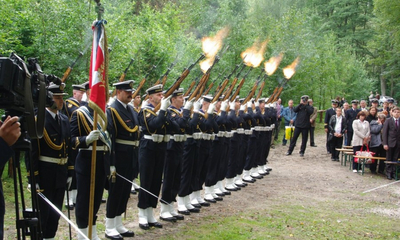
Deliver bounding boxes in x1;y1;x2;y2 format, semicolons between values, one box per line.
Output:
30;83;73;240
286;95;314;157
0;116;21;239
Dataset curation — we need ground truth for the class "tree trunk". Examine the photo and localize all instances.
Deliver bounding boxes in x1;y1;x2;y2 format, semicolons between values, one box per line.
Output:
380;65;386;96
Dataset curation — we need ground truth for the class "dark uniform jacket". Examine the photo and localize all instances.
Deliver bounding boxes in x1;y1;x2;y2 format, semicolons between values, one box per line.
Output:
345;108;360;132
62;98;81;120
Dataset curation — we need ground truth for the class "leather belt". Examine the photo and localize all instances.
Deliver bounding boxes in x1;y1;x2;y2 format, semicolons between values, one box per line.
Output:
39;156;68;165
80;145;108;151
116;139;139;146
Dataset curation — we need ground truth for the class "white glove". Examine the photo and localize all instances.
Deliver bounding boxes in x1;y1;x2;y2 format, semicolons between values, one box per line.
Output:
255;101;259;108
272;102;277;108
221;100;228;112
184;99;194;110
207;102;216;114
229;101;236;110
160;95;172;111
193;100;201;113
36;183;40;191
27;183;40;191
110;166;116;175
240;104;246;111
141;99;149;109
246;101;252;108
67;177;72;185
86;130;100;145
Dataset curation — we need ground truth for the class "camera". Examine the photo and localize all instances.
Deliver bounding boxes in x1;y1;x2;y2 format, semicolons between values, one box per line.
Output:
301;95;309;104
0;52;61;139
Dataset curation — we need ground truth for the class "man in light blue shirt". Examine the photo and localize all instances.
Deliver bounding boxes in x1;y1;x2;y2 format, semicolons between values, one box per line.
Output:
282;100;297;146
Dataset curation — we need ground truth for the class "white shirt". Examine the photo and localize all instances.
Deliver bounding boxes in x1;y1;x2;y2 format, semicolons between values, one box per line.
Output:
46;108;58;121
334;115;342;134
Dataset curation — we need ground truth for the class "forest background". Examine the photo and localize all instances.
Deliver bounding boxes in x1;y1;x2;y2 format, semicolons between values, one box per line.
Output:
0;0;399;109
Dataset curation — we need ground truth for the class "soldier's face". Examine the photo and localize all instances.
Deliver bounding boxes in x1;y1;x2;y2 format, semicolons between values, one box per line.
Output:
133;95;141;106
118;90;133;104
259;102;265;108
73;90;84;102
235;101;240;110
53;95;64;110
150;92;163;105
172;95;184;108
360;102;366;108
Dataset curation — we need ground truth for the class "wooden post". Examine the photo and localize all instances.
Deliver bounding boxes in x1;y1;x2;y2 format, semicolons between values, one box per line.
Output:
88;112;98;239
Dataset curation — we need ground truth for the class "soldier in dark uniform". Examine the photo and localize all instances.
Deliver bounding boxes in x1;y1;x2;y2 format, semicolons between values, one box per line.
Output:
345;100;360;146
250;99;265;179
104;80;138;239
128;91;142;194
324;100;338;153
242;100;258;183
234;99;249;187
137;84;171;230
161;88;194;221
70;91;111;240
30;83;72;240
61;83;87;210
263;102;275;174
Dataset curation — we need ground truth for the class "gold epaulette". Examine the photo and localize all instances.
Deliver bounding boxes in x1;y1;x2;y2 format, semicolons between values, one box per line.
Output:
68;166;74;170
109;107;139;134
43;128;64;151
66;99;80;108
170;108;183;118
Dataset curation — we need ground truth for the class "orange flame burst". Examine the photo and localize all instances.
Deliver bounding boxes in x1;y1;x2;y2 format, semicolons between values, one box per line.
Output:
201;27;230;58
240;38;269;68
200;58;215;73
264;53;283;76
283;57;300;80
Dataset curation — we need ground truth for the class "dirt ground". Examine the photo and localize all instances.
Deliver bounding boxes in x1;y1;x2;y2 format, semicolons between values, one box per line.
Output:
5;133;400;239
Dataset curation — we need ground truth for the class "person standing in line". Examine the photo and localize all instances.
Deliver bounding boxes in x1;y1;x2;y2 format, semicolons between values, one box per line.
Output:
351;111;370;173
308;99;318;147
360;100;368;111
281;100;297;146
345;100;360;146
324;99;338;153
274;98;283;141
128;91;142;195
328;108;347;161
382;107;400;180
369;114;386;174
286;95;314;157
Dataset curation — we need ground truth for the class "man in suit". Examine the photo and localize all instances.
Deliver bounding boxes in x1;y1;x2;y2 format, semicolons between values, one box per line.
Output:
345;100;360;146
104;80;139;239
30;83;73;240
308;99;318;147
382;107;400;180
324;100;338;153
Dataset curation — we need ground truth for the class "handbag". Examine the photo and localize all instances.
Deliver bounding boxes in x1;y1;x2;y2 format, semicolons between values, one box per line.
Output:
354;145;375;164
327;132;334;142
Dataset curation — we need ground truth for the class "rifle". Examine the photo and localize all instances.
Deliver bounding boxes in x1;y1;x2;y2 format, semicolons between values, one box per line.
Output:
227;67;252;102
195;56;220;100
221;62;246;99
183;76;200;97
111;58;135;97
266;87;278;104
242;74;264;105
131;65;157;99
255;70;267;101
153;54;206;112
203;71;224;96
61;52;84;83
154;61;176;86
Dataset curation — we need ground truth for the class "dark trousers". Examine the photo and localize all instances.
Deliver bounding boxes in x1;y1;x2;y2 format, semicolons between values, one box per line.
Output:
39;180;65;237
138;140;166;209
264;131;272;163
352;145;366;171
325;131;330;152
237;134;248;175
195;140;211;191
274;120;281;140
226;134;240;179
256;132;267;166
244;137;257;170
369;145;385;173
106;147;137;218
329;136;343;160
346;131;353;146
161;141;183;203
206;138;223;187
288;127;309;154
179;139;199;196
75;160;106;228
386;143;400;176
217;137;230;181
310;127;315;146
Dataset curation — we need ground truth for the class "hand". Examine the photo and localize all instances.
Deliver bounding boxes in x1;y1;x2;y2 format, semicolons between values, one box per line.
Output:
184;99;194;110
110;166;116;175
193;100;201;113
324;128;328;133
290;120;294;124
86;130;100;145
207;102;216;114
246;101;252;108
255;101;259;108
160;95;172;111
229;101;235;110
221;100;228;112
240;104;246;111
141;99;149;109
0;116;21;146
384;145;389;150
35;183;40;191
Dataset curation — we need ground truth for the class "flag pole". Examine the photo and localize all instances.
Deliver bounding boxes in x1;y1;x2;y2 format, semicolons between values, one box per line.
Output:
88;112;97;239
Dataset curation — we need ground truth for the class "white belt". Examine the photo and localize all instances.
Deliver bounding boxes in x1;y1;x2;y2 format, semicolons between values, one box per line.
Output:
217;131;226;137
80;145;108;151
164;134;171;142
193;132;202;140
39;156;68;165
143;134;164;143
116;139;139;146
185;134;193;139
245;130;253;135
225;132;233;138
271;124;275;128
172;134;186;142
267;127;273;131
254;126;262;131
202;133;213;140
237;128;245;134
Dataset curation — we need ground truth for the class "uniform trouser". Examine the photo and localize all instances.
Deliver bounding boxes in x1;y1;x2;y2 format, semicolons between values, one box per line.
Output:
226;134;240;179
264;131;272;163
329;136;343;159
237;134;248;175
39;174;66;237
309;126;315;146
346;130;353;147
206;138;224;187
288;127;309;154
106;147;137;218
217;137;230;181
244;136;258;171
274;120;281;140
179;139;199;197
161;141;183;203
386;144;400;176
138;140;166;209
256;132;267;166
75;158;106;228
194;140;211;191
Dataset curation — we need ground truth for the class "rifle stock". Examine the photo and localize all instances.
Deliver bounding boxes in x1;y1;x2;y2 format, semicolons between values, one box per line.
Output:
61;52;84;83
131;78;146;99
266;87;278;104
242;81;259;104
212;78;229;102
256;80;265;101
184;79;197;97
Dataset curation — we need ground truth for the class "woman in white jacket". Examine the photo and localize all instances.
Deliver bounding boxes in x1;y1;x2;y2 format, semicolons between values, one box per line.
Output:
352;111;370;172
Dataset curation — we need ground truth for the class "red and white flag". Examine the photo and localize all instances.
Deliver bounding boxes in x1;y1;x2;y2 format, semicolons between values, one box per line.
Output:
89;20;109;128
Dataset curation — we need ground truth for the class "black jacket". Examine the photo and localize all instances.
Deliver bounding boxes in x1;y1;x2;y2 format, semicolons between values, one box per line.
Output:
328;115;347;135
293;103;314;128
